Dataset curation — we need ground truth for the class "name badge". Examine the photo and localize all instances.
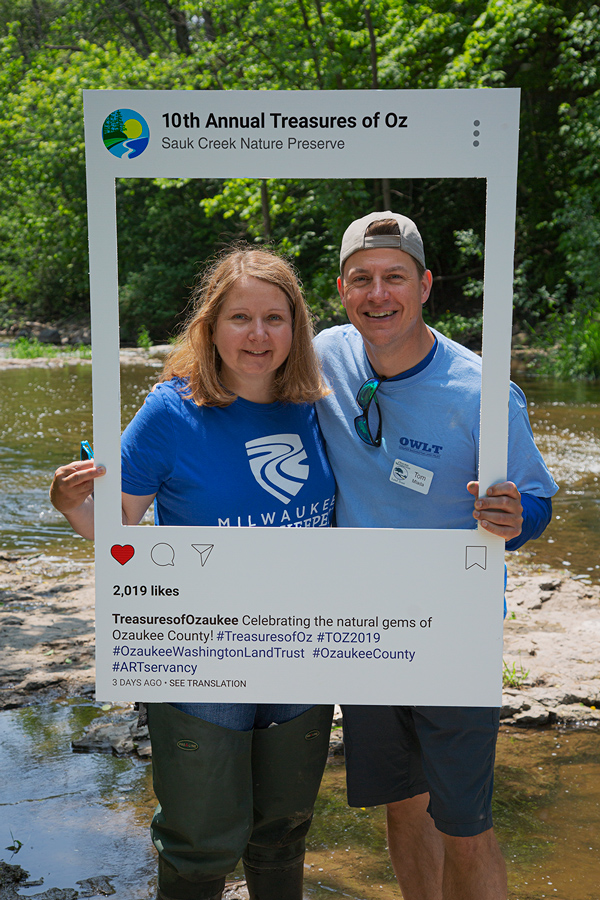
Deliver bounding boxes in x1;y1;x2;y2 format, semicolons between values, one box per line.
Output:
389;458;434;495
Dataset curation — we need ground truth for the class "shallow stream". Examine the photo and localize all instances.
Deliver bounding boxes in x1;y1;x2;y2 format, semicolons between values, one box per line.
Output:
1;702;599;900
1;363;599;580
1;362;600;899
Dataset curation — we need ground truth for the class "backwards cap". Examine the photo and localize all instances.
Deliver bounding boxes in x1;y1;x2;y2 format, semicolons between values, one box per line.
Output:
339;211;426;274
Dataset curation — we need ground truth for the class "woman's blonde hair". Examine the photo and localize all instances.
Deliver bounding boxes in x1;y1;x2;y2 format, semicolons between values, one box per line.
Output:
160;246;330;406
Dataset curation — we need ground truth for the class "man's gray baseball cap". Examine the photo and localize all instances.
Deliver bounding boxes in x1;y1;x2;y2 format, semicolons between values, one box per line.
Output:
339;211;426;274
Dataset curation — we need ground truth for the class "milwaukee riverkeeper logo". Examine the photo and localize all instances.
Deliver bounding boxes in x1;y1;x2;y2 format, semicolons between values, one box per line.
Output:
245;434;309;504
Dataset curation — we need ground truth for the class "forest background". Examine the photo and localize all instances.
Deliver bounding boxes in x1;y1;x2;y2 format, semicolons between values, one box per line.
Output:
1;0;599;377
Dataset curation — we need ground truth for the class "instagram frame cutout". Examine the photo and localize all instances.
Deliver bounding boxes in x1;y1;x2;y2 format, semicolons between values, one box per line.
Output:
84;89;519;704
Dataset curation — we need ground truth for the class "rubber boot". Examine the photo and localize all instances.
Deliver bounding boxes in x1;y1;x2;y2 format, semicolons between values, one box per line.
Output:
147;703;254;900
156;878;224;900
243;705;334;900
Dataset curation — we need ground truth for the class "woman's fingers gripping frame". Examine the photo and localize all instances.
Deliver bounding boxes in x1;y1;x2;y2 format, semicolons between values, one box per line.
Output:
50;459;106;514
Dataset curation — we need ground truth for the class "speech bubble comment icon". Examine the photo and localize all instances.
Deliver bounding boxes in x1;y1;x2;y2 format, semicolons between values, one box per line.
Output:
151;543;175;566
111;544;134;565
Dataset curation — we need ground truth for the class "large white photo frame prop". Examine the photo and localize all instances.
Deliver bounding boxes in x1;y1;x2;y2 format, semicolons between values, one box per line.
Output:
84;89;520;705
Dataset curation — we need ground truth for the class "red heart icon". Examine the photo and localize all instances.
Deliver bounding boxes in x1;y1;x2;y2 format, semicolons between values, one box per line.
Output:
111;544;135;565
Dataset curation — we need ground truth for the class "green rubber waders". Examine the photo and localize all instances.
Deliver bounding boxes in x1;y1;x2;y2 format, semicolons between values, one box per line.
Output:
243;705;334;900
148;703;254;900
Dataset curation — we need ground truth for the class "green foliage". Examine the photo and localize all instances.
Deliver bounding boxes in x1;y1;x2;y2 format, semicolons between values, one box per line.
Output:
9;336;60;357
537;312;600;379
8;336;91;357
115;177;227;340
502;659;530;688
136;325;152;350
429;312;484;347
6;828;23;854
0;33;210;324
0;0;599;371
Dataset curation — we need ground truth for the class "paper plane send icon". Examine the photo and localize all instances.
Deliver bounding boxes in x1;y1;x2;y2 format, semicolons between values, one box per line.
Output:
191;544;214;567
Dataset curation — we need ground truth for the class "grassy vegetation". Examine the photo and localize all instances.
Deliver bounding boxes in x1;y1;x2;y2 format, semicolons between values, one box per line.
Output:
8;336;91;359
502;660;530;689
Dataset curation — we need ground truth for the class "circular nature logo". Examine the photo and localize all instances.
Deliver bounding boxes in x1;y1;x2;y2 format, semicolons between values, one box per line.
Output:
102;109;149;159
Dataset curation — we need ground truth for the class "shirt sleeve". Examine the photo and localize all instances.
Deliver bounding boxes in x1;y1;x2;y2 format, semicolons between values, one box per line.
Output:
507;384;558;498
505;493;553;551
121;385;177;496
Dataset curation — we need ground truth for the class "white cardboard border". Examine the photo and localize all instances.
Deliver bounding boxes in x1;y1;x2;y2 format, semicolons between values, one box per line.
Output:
83;89;519;705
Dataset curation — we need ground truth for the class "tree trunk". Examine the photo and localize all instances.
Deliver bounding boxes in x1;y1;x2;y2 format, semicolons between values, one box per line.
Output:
261;181;272;240
382;178;391;209
164;1;191;55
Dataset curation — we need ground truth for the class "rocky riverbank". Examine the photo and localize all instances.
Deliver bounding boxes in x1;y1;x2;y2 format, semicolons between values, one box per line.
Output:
0;341;172;370
502;558;600;726
1;551;599;753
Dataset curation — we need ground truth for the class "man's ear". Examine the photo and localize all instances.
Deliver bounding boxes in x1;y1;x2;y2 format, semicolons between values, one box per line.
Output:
337;275;346;308
421;269;433;305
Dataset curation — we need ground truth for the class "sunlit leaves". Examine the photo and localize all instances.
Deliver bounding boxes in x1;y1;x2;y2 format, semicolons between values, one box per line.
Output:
1;0;599;358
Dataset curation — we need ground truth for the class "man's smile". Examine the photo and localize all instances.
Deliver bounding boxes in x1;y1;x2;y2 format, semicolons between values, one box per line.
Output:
365;310;397;318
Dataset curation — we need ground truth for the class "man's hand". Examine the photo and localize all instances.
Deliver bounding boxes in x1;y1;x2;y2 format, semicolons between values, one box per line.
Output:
467;481;523;541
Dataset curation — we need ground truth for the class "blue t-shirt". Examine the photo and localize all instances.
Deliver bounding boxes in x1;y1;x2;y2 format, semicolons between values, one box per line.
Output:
121;379;336;529
313;326;558;530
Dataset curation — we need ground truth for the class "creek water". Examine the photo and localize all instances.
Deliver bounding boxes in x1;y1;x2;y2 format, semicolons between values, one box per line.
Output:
516;376;600;581
1;361;600;898
1;701;599;900
2;362;600;581
1;363;599;578
0;362;155;562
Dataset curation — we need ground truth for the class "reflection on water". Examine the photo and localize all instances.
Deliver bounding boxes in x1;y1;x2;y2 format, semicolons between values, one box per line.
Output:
310;730;600;900
0;364;156;561
1;364;599;580
0;701;157;898
0;365;93;560
514;377;600;581
1;703;599;900
494;727;600;900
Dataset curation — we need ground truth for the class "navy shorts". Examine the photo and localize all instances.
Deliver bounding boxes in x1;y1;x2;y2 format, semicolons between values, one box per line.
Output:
342;705;500;837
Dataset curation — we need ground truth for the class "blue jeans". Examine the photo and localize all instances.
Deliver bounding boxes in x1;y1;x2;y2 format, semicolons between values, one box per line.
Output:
169;702;314;731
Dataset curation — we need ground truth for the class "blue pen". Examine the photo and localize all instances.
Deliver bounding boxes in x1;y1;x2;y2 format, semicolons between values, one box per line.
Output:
80;440;94;461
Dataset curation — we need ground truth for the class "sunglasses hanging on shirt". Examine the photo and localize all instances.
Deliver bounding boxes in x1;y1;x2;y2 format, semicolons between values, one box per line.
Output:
354;376;387;447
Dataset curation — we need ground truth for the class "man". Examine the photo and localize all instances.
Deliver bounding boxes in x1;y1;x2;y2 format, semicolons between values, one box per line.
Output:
313;212;558;900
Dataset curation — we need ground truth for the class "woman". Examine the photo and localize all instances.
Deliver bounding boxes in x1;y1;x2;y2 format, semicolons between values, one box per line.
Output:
50;247;335;900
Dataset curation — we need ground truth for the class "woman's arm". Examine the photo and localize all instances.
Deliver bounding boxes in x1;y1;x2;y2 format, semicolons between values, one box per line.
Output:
121;492;157;526
50;461;156;539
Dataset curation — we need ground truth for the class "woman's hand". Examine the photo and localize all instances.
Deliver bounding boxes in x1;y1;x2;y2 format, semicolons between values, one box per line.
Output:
50;462;156;538
50;460;106;514
50;460;106;539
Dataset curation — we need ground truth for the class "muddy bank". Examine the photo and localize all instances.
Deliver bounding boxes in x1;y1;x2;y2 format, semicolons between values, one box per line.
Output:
0;861;123;900
503;556;600;726
0;553;96;709
0;860;251;900
1;552;599;739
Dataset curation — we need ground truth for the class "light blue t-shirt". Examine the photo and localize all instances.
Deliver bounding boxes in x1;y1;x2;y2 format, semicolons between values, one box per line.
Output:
313;325;558;530
121;379;335;529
